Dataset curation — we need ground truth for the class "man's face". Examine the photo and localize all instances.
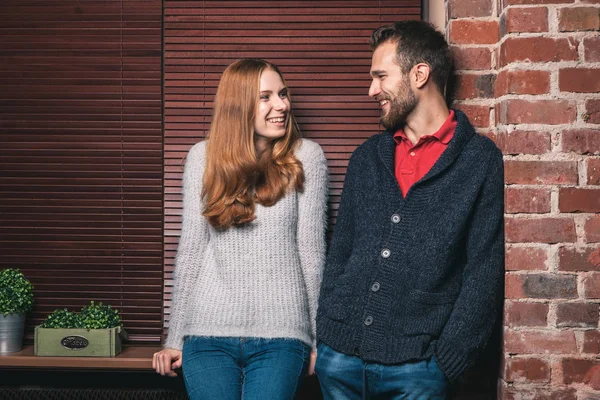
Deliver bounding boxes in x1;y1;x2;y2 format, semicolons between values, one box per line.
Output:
369;41;417;130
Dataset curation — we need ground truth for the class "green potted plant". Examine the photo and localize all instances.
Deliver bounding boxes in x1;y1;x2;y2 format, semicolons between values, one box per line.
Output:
0;268;34;354
35;301;127;357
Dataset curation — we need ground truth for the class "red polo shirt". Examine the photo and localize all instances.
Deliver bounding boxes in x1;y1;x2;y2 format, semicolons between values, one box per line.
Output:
394;110;457;198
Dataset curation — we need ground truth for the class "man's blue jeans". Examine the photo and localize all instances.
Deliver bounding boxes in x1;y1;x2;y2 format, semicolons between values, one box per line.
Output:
182;336;310;400
315;342;448;400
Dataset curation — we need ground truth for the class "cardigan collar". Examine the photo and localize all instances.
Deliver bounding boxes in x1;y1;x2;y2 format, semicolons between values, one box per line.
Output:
378;109;476;185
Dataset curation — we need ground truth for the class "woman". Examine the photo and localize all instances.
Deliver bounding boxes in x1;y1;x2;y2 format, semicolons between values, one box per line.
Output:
153;59;328;400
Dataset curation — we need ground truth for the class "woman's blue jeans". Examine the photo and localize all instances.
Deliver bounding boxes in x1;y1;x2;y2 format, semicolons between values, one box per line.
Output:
315;342;448;400
182;336;310;400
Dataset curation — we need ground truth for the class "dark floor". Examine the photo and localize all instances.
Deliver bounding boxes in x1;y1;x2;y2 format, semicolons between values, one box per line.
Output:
0;365;498;400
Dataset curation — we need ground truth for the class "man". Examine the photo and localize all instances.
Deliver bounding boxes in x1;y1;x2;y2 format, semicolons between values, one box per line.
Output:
315;21;504;399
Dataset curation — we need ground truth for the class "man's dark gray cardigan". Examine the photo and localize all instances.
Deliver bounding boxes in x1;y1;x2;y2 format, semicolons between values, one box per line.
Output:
316;110;505;382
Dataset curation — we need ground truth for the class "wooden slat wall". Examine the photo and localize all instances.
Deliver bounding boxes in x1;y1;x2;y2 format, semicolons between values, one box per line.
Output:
163;1;421;332
0;0;164;342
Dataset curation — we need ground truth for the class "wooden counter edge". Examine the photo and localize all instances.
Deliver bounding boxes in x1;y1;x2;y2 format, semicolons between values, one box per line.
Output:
0;345;160;370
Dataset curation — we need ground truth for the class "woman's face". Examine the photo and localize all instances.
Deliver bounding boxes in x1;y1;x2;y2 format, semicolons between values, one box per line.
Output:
254;69;290;149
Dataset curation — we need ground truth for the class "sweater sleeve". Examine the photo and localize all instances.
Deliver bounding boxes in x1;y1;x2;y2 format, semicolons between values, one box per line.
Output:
164;143;210;350
296;140;329;349
319;150;358;298
434;148;505;382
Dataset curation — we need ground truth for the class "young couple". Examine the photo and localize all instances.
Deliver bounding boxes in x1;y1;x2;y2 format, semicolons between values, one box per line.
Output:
153;20;504;400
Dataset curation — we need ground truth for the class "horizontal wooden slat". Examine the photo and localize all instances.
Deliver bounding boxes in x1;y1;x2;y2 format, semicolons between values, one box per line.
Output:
0;0;163;342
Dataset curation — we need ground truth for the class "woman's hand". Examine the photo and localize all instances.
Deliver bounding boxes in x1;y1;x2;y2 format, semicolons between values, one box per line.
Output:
153;348;183;377
307;350;317;376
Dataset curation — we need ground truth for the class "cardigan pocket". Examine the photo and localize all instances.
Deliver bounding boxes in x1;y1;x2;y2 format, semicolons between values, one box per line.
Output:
322;270;360;322
324;295;352;321
390;290;458;336
409;289;458;305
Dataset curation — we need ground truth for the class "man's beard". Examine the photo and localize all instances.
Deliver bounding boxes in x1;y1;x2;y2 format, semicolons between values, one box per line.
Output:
380;80;417;130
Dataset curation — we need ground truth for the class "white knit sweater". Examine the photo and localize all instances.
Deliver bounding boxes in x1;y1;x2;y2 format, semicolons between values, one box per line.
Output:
165;139;328;350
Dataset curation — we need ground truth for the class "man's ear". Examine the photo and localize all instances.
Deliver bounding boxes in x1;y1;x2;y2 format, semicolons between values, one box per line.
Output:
412;63;430;89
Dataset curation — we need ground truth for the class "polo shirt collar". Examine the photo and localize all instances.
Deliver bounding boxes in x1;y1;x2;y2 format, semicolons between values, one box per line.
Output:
392;110;456;145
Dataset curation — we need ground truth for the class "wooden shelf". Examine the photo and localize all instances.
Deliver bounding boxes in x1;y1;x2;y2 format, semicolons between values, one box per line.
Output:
0;345;160;370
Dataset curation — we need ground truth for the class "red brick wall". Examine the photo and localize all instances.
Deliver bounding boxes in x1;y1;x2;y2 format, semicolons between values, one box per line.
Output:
447;0;600;397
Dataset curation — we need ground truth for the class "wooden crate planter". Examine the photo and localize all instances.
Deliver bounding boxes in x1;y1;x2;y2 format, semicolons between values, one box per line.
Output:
34;326;127;357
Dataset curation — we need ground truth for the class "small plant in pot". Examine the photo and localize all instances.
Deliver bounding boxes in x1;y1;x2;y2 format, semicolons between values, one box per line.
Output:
35;301;127;357
0;268;34;354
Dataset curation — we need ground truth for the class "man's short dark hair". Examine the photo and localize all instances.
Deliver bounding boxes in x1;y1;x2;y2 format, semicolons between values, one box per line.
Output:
370;21;452;95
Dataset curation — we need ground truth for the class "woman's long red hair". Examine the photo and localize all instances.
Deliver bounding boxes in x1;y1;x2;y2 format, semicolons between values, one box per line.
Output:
202;59;304;229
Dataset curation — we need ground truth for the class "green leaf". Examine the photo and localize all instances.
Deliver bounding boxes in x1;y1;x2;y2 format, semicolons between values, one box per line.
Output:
0;268;34;316
41;301;124;329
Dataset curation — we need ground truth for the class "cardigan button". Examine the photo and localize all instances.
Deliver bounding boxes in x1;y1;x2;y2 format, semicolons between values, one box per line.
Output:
364;316;373;326
381;249;391;258
391;214;401;224
371;282;381;292
353;346;361;356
